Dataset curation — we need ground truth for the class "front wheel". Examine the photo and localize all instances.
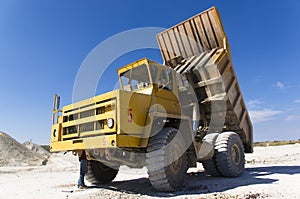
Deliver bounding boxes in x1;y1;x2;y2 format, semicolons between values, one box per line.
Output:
146;127;188;192
86;160;118;184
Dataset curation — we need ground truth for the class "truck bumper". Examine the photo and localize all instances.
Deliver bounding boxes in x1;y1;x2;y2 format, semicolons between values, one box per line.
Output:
50;134;145;152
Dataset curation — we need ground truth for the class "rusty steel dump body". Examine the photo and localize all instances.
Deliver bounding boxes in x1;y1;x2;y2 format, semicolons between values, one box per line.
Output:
157;7;253;152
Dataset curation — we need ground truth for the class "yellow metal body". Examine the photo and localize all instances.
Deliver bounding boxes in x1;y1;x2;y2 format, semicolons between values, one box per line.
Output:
50;58;187;152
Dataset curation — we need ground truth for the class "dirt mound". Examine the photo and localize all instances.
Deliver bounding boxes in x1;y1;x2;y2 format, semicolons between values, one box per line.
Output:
23;141;50;158
0;131;49;167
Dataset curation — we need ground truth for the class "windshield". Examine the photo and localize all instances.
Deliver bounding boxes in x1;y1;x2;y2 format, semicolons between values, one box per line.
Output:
149;64;174;91
120;64;151;91
120;62;174;92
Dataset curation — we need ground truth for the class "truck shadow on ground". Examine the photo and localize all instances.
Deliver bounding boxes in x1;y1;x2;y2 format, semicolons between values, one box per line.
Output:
90;165;300;197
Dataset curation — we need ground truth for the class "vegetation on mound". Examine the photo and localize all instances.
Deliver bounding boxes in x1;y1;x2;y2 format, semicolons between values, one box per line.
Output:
254;140;300;147
40;145;50;152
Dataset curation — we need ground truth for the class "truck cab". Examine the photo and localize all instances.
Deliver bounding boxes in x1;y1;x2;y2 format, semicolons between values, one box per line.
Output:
50;58;191;161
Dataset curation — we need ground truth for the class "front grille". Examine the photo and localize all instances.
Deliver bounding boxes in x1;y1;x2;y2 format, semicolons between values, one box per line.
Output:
61;99;116;139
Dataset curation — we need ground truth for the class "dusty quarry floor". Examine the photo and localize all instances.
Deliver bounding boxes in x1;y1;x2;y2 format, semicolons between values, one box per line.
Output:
0;144;299;199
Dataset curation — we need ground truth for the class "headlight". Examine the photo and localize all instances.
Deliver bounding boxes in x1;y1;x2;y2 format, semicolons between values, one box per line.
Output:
107;118;114;128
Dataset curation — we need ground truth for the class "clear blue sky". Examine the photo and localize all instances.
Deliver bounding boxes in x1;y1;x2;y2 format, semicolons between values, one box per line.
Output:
0;0;299;144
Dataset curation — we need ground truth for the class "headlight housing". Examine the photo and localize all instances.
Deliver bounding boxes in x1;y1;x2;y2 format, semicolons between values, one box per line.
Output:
107;118;114;128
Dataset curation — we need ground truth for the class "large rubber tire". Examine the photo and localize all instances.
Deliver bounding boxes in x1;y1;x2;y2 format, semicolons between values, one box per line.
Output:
201;133;221;177
146;127;188;192
201;158;221;177
214;132;245;177
86;160;118;184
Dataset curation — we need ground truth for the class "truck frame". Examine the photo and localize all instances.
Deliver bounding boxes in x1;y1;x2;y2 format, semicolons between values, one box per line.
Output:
50;7;253;192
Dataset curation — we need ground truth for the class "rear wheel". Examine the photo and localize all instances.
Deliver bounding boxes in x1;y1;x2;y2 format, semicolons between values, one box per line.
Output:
202;132;245;177
201;133;221;177
86;160;118;184
201;158;221;177
214;132;245;177
146;127;188;192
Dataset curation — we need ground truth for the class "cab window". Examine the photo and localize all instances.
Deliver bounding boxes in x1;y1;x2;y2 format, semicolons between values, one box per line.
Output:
120;64;151;91
158;68;173;91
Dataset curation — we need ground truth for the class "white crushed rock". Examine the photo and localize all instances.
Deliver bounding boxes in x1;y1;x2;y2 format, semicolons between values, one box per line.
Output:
0;143;299;199
23;141;50;158
0;131;49;167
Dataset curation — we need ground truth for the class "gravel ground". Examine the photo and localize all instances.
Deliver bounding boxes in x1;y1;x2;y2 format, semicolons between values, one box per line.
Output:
0;144;299;199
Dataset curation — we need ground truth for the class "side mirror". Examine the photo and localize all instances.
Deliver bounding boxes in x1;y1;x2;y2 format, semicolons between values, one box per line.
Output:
53;94;60;111
52;94;61;124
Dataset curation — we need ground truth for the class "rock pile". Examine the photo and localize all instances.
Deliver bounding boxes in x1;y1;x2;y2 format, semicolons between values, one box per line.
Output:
0;131;49;167
23;141;50;158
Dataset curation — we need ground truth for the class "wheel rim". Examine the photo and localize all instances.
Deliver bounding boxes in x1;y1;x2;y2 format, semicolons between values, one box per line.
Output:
231;143;241;165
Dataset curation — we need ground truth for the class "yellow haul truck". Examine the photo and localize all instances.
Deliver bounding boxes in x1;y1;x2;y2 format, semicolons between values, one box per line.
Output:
51;7;253;192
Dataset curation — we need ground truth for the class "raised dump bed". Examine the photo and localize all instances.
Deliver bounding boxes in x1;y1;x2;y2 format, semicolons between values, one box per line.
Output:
157;7;253;152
